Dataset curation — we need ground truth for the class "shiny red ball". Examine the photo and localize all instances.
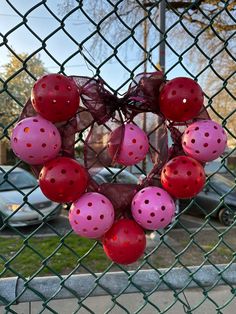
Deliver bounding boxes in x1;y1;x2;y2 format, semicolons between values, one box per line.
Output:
161;155;205;199
159;77;204;122
39;157;88;203
102;219;146;265
31;73;80;122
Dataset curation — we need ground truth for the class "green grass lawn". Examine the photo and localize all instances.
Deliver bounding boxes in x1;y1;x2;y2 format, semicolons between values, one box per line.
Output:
0;234;111;278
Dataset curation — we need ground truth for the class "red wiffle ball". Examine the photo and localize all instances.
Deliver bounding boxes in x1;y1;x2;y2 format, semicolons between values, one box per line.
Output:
102;219;146;265
31;73;80;122
39;156;88;203
161;155;206;199
159;77;204;122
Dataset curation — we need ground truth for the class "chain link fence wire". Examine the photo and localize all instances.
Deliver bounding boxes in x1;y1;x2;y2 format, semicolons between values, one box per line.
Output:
0;0;236;313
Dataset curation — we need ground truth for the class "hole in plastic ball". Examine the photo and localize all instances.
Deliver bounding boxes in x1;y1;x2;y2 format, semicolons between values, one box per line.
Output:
87;215;92;220
174;170;178;175
24;127;30;133
150;212;155;217
69;180;74;185
214;126;218;130
132;139;136;143
33;119;38;122
40;128;45;133
128;152;133;156
195;150;200;154
100;214;104;220
74;220;78;224
205;132;209;137
172;90;176;95
161;206;166;211
195;127;199;131
101;199;105;204
187;171;192;176
88;202;92;207
76;209;80;215
147;220;152;224
61;169;66;174
26;143;32;147
157;192;161;196
93;227;98;231
161;218;165;222
50;178;55;183
217;139;221;143
144;199;149;204
41;83;46;88
140;145;143;150
42;143;46;148
138;209;142;214
55;85;59;90
191;139;195;144
204;143;208;147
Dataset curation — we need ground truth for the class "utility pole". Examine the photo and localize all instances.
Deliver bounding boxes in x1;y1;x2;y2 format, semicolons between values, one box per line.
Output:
142;0;148;173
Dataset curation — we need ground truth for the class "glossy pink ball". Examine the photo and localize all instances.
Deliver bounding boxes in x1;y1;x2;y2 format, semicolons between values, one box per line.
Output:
182;120;227;162
11;115;61;165
108;123;149;166
131;186;176;230
69;192;115;239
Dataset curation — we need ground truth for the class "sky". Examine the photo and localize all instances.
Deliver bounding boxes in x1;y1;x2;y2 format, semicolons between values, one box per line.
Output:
0;0;190;93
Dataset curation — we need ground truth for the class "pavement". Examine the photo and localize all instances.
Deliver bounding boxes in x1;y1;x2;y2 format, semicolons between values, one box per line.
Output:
3;286;236;313
0;213;224;237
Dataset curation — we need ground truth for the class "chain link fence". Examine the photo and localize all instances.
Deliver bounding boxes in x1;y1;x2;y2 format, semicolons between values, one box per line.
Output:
0;0;236;313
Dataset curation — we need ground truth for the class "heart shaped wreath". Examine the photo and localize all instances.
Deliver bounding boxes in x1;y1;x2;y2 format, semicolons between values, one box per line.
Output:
10;71;227;265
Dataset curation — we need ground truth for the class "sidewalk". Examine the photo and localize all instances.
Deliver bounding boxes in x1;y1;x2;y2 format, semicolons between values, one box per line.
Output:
3;286;236;314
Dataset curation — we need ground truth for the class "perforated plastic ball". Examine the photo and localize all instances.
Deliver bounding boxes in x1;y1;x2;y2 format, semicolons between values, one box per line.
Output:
182;120;227;162
69;192;115;239
11;115;61;165
102;219;146;265
131;186;176;230
39;157;88;203
107;123;149;166
31;73;80;122
159;77;204;122
161;155;206;199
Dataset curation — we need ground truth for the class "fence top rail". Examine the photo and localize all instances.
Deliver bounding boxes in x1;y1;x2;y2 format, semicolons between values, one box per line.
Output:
1;263;236;305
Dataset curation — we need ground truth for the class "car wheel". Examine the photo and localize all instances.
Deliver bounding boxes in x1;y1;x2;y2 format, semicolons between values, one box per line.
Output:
0;214;4;228
218;208;235;226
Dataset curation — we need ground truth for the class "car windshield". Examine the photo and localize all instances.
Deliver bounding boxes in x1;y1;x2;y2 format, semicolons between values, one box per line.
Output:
0;171;37;191
99;170;138;184
210;174;235;193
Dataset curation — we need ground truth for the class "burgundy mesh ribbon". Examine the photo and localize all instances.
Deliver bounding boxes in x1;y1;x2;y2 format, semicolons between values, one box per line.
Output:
18;71;210;218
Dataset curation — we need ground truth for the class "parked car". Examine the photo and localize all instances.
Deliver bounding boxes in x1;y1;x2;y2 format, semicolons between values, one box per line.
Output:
91;167;139;184
180;173;236;226
0;166;61;227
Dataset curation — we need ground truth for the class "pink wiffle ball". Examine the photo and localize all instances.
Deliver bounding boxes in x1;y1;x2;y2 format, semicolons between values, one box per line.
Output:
182;120;227;162
131;186;176;230
69;192;115;239
11;115;61;165
107;123;149;166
